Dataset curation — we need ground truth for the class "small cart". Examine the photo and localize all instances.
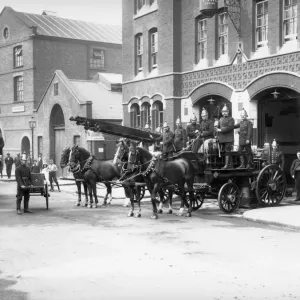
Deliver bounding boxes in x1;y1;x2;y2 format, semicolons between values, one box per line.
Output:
30;173;50;209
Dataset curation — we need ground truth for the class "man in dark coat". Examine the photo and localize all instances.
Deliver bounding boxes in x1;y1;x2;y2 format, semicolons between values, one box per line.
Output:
14;153;21;168
38;153;44;172
198;108;214;151
15;153;33;215
0;134;4;156
174;117;187;152
186;114;201;153
215;104;235;169
156;121;175;160
5;153;14;179
290;150;300;201
270;139;285;170
235;108;253;169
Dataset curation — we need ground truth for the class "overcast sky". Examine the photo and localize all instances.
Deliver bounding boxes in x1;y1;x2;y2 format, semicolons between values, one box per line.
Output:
0;0;122;25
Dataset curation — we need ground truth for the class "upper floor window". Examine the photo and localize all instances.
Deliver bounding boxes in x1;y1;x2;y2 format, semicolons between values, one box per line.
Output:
90;49;105;70
197;19;207;62
54;83;59;96
135;0;146;13
14;46;23;68
149;0;156;5
141;102;151;128
283;0;297;41
256;0;268;47
149;29;158;70
152;101;163;131
130;104;141;128
218;13;228;56
135;34;143;74
3;27;9;40
14;76;24;102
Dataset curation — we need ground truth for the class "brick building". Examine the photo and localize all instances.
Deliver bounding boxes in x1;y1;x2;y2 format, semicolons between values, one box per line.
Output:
0;6;122;162
122;0;300;180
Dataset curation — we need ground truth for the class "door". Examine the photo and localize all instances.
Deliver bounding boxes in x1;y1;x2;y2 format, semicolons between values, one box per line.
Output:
54;129;65;177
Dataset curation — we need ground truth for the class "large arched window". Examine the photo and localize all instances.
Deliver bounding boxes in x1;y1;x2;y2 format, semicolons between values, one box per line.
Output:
152;101;163;131
130;103;140;128
141;102;151;128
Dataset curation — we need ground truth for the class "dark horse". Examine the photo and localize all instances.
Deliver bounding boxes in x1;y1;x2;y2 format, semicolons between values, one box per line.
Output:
60;147;88;207
69;145;121;208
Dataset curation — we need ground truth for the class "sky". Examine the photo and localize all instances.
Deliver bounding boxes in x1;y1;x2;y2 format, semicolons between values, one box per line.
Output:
0;0;122;25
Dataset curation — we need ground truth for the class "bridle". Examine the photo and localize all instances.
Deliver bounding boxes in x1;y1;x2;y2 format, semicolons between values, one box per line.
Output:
68;147;81;174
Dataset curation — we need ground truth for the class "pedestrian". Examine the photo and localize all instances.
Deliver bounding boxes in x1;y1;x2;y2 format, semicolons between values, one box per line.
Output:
0;132;4;156
38;153;43;172
0;155;3;178
290;150;300;201
156;121;175;160
15;153;33;215
14;153;21;168
47;159;61;192
31;160;40;173
5;153;14;179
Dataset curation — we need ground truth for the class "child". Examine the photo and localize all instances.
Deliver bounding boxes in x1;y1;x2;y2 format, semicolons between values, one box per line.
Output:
47;159;61;192
41;163;50;185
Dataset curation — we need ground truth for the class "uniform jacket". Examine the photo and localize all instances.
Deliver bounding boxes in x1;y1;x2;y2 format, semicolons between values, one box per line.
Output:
270;150;285;169
290;158;300;177
186;123;201;141
218;116;235;143
199;119;214;140
157;130;175;153
174;127;187;151
235;119;253;145
5;156;14;167
15;164;32;189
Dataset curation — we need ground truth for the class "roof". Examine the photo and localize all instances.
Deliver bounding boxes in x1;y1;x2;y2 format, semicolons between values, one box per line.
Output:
93;73;123;91
5;7;121;44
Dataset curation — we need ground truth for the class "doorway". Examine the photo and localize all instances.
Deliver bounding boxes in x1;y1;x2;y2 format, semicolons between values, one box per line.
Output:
21;136;30;155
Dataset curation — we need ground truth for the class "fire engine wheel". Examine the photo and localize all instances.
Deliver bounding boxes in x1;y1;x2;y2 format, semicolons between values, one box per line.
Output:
184;190;205;211
218;182;240;214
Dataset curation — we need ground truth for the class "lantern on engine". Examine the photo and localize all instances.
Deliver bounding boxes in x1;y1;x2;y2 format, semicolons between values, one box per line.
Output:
199;0;218;18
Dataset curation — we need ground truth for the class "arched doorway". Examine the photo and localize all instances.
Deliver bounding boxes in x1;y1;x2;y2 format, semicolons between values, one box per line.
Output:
21;136;30;155
49;104;65;177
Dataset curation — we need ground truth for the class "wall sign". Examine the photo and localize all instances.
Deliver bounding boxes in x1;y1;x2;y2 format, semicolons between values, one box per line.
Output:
12;106;25;113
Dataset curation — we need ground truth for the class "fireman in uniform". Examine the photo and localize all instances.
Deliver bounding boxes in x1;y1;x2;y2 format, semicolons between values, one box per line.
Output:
15;153;33;215
199;108;214;150
215;104;235;169
156;121;175;160
127;140;141;171
270;139;285;170
186;114;201;153
235;108;253;169
174;117;187;152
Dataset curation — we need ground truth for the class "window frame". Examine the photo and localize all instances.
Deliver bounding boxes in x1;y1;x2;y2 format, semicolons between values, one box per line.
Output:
130;104;141;128
54;82;59;96
13;46;23;68
149;29;158;70
283;0;297;42
90;48;105;70
136;0;146;13
14;76;24;102
256;0;269;48
197;18;207;62
37;136;43;157
135;34;143;74
218;12;229;56
3;27;9;39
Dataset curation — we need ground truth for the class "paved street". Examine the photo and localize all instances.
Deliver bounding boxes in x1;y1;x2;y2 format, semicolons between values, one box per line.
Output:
1;180;300;300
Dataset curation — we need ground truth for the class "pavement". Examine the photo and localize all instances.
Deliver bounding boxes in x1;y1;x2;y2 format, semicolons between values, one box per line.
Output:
1;174;300;230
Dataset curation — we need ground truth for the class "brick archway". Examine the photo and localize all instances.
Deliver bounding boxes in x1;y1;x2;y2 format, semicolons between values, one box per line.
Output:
246;72;300;99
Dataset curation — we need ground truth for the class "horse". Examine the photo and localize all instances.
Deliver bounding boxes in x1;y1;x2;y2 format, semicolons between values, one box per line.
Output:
60;147;88;207
68;145;121;208
116;139;174;219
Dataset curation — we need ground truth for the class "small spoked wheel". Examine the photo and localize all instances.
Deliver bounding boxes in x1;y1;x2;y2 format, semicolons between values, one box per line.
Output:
156;188;171;205
218;182;240;214
133;185;146;203
256;164;286;207
185;190;205;211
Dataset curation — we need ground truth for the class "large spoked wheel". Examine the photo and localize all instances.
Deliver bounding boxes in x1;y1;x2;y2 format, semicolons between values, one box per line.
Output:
156;188;171;205
133;185;146;202
184;190;205;211
218;182;240;214
45;184;49;210
256;164;286;207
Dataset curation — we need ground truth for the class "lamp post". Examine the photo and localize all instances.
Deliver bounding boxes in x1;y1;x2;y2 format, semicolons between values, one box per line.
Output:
29;117;36;161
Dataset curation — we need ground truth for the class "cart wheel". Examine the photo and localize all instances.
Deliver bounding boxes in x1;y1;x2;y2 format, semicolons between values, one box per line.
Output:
156;188;171;205
185;190;205;211
218;182;240;213
45;184;49;210
256;164;286;207
133;185;145;203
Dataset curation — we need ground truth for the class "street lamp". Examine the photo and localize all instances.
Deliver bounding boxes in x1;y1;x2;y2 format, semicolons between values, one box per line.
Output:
29;117;36;161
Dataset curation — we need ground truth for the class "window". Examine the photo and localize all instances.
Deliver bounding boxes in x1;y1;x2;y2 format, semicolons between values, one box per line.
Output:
152;101;163;131
218;13;228;56
13;46;23;67
130;104;141;128
74;135;80;146
283;0;297;41
141;102;151;128
149;0;156;5
197;19;207;62
135;0;146;13
3;27;8;39
135;34;143;73
37;137;43;156
54;83;59;96
90;49;105;69
149;29;158;70
14;76;23;102
256;0;268;47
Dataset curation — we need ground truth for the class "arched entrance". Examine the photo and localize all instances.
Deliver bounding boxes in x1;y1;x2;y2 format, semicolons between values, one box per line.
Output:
21;136;30;155
49;104;65;177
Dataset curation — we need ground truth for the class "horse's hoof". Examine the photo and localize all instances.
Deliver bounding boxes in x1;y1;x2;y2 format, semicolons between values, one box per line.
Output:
76;202;80;207
127;212;134;217
87;204;92;209
158;209;163;214
176;212;183;217
93;204;97;209
150;214;158;219
135;213;141;218
84;203;88;207
185;212;192;218
168;209;173;214
123;204;129;207
107;201;111;205
102;202;107;206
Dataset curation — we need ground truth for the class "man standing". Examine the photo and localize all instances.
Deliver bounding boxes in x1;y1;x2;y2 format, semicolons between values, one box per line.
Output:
174;117;187;152
156;121;175;160
47;159;61;192
186;114;201;153
235;108;253;169
215;104;235;169
290;150;300;201
270;139;285;170
5;153;14;179
14;153;21;168
0;155;3;178
0;132;4;156
38;153;44;172
15;153;33;215
198;108;214;152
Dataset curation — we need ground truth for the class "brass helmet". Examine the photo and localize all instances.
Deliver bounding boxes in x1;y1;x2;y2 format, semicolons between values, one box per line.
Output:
163;121;169;128
144;122;150;129
240;108;248;117
175;116;181;125
201;108;208;118
190;114;197;122
222;104;229;112
21;153;27;161
272;139;277;148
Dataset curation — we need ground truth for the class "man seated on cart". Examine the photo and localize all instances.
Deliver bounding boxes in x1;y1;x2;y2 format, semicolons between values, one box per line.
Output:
270;139;285;170
156;121;175;160
174;117;187;152
197;108;214;154
234;108;253;169
186;114;201;153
